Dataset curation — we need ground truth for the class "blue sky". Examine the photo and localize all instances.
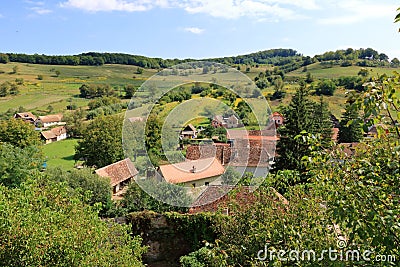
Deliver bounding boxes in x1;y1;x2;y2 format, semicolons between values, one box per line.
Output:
0;0;399;59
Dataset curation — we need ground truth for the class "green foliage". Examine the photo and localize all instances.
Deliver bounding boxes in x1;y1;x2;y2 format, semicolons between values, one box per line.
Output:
136;67;144;74
123;179;191;213
275;84;327;171
145;114;162;163
75;115;124;168
0;143;43;188
79;84;115;98
350;73;400;139
234;100;256;126
180;246;227;267
336;76;364;91
358;68;369;77
314;79;337;96
208;186;337;266
221;166;241;185
0;53;9;64
338;105;363;143
160;86;191;104
46;167;112;213
64;108;87;137
198;124;227;143
311;96;333;147
88;96;121;110
0;118;41;148
37;74;44;80
264;169;303;195
305;71;314;83
313;138;400;261
124;84;137;98
0;81;19;97
12;65;18;74
0;177;147;266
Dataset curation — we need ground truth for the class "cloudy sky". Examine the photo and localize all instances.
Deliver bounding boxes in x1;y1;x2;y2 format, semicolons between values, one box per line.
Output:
1;0;399;59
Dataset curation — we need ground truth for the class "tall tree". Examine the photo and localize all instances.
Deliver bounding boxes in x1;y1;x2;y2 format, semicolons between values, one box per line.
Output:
312;96;333;147
0;118;41;149
274;83;317;171
0;143;43;188
75;115;124;168
124;84;137;98
338;105;363;143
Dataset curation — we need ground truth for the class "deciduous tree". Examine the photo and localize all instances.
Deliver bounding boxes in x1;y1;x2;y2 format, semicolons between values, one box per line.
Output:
75;115;124;168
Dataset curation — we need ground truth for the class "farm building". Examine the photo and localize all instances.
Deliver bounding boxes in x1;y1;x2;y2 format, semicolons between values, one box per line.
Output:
36;114;64;128
95;158;139;194
14;112;37;124
41;126;67;144
159;157;225;188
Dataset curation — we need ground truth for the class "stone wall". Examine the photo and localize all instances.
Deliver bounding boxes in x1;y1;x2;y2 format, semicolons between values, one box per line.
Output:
127;211;217;267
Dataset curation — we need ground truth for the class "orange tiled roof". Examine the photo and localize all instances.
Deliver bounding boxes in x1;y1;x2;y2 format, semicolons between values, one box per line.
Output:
15;112;37;121
41;126;67;140
95;158;138;187
38;114;63;123
159;157;225;184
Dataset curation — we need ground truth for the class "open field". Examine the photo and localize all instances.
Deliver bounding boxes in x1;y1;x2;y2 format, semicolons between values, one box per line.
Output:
0;62;157;114
1;61;397;121
287;62;400;79
42;139;79;170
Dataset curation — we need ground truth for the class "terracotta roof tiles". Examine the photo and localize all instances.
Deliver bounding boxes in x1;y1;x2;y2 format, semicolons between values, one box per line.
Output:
95;158;138;187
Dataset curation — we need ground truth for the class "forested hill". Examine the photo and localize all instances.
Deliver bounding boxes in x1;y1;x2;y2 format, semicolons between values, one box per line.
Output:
0;48;399;71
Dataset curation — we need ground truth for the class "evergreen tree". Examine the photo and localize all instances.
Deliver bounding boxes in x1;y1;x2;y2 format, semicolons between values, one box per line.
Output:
312;96;333;147
274;82;315;171
338;105;363;143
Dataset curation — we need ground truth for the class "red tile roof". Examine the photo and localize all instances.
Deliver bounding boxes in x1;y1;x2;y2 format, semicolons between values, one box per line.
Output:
189;185;288;214
159;157;225;184
41;126;67;140
14;112;37;121
95;158;138;187
38;114;63;123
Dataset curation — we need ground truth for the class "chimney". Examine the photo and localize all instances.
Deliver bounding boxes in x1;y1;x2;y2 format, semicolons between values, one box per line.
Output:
191;165;196;173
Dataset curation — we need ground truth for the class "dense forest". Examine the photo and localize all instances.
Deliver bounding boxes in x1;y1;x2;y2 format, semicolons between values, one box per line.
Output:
1;47;398;72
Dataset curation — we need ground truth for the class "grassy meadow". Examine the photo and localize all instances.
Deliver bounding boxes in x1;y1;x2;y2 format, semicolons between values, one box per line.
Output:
42;139;79;170
1;60;398;124
0;62;157;114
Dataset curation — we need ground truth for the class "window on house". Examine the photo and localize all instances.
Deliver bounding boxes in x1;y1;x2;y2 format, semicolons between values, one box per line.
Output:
192;183;196;188
205;182;209;186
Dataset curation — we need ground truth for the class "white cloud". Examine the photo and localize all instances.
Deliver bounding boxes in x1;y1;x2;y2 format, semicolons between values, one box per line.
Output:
59;0;318;20
31;6;52;14
60;0;151;12
183;27;205;34
25;0;45;5
318;0;398;25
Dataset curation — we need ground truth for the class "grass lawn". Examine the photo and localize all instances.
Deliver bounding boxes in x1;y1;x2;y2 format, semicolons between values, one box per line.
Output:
287;63;400;79
43;139;79;170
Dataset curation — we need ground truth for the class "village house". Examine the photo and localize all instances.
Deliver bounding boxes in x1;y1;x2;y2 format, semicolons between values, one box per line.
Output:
366;124;389;138
95;158;139;194
186;129;277;177
36;114;64;128
14;112;37;124
189;185;288;214
159;157;225;188
271;112;284;128
212;114;242;129
180;124;198;139
41;126;67;144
